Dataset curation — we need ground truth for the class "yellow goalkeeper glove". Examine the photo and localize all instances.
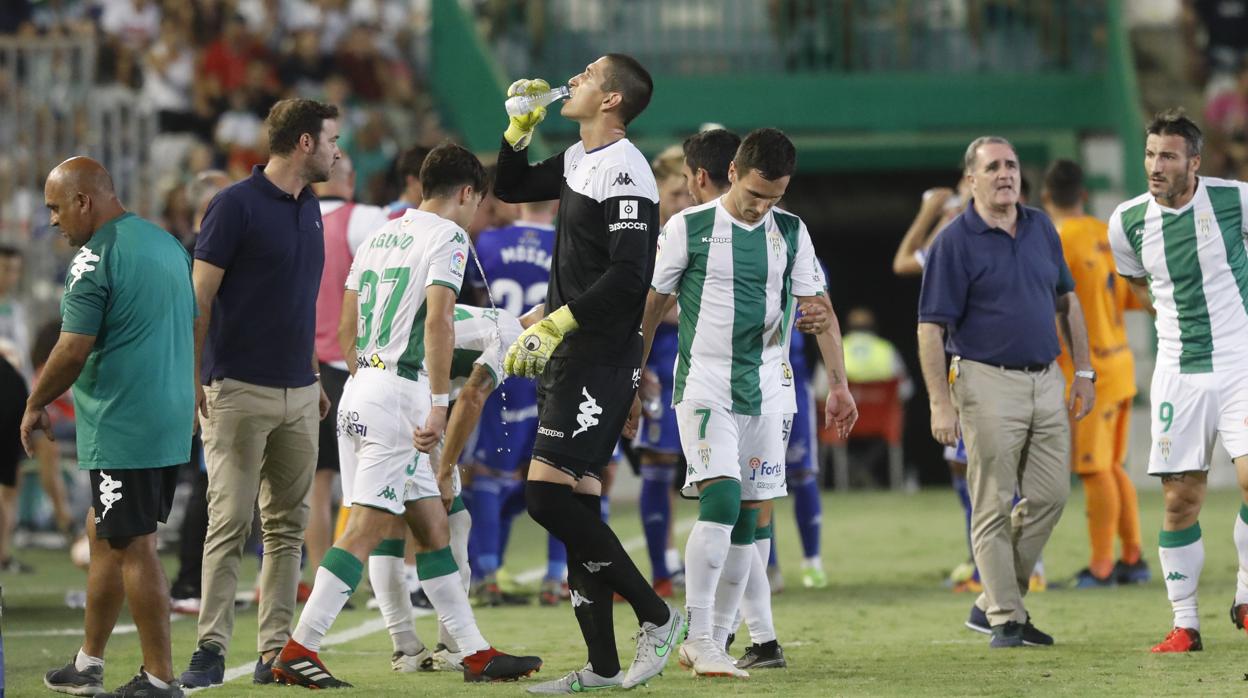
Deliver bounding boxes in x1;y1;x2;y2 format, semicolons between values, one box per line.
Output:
503;78;550;151
505;305;577;378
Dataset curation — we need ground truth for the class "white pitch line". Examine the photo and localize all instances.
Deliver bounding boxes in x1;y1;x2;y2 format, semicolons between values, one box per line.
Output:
12;614;185;638
213;514;696;686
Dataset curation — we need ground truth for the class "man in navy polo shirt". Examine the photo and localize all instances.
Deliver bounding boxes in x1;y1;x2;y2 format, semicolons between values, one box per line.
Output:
917;136;1096;649
179;99;338;688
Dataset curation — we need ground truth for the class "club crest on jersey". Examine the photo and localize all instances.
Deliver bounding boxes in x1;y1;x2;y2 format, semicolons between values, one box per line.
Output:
1158;436;1172;460
698;444;711;466
781;362;793;387
768;229;783;257
619;200;637;220
1198;214;1213;237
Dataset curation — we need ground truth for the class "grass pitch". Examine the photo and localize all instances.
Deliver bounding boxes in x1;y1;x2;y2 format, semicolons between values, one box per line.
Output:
6;485;1248;696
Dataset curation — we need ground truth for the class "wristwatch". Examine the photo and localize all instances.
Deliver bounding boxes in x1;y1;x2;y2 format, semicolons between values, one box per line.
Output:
1075;369;1097;383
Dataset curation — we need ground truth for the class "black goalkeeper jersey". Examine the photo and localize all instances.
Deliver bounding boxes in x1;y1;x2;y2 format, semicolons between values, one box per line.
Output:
495;137;660;367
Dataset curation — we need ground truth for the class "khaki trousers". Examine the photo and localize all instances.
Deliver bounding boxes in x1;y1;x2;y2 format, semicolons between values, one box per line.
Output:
951;359;1070;626
198;378;319;654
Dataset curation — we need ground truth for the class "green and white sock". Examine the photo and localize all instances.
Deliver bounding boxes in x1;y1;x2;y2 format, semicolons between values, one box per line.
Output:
419;546;488;655
1159;523;1203;630
292;547;363;651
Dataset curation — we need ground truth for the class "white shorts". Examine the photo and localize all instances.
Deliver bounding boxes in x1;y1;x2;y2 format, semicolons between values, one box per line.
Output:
336;368;439;514
676;401;789;501
1147;368;1248;475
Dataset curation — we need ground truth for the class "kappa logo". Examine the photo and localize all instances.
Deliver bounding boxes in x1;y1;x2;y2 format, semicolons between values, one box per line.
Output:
631;368;641;390
582;560;612;573
619;200;637;220
377;485;398;502
573;387;602;437
570;589;593;607
68;246;101;290
613;173;635;187
98;473;123;520
1165;571;1188;581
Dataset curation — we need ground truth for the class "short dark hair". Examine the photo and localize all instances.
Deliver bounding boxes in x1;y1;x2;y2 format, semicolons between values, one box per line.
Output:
602;54;652;126
683;129;740;188
266;99;339;156
1043;159;1084;208
734;128;796;181
396;145;431;182
0;245;21;259
1147;108;1203;157
420;142;489;200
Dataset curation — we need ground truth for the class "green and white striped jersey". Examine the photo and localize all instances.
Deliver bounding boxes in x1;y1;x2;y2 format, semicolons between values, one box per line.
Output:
1108;176;1248;374
449;304;522;395
652;197;826;415
346;209;469;381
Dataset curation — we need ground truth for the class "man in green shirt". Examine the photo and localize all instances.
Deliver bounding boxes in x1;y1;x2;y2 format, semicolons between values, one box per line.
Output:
22;156;195;698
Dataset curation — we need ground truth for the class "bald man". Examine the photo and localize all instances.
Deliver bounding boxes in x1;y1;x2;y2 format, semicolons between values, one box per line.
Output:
306;154;387;574
28;157;195;697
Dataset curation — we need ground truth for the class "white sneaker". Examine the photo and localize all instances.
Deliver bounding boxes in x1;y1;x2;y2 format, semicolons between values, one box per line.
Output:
679;637;749;678
391;646;432;673
431;643;465;672
526;664;622;694
621;604;684;688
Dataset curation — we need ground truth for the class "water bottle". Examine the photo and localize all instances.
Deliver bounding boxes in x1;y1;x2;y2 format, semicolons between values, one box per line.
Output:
505;85;570;117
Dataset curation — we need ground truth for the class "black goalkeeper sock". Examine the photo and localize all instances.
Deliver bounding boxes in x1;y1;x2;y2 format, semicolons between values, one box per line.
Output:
527;482;669;627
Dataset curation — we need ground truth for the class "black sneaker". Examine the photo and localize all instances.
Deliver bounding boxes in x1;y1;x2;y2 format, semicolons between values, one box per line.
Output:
965;604;991;635
178;642;225;689
990;622;1023;648
410;588;435;610
98;668;183;697
1021;615;1054;646
462;647;543;682
44;656;104;696
736;640;787;669
253;655;275;685
1113;558;1151;584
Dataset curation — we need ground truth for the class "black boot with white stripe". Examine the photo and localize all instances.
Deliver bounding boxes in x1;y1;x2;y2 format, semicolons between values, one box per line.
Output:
272;640;353;689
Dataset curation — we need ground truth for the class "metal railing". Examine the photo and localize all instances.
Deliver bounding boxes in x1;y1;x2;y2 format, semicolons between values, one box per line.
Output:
0;36;157;246
478;0;1107;80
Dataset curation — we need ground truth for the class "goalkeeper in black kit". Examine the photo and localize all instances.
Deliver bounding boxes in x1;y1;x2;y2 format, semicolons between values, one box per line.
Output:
494;54;683;694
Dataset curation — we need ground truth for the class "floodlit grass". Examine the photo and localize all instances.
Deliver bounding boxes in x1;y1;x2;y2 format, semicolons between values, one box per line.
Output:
7;486;1248;696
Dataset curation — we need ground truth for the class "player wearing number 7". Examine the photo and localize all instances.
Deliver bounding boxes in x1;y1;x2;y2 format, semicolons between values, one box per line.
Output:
639;128;857;677
271;144;542;687
1107;110;1248;654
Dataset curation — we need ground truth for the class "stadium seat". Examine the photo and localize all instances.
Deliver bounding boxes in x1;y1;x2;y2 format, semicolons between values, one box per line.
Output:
819;378;904;491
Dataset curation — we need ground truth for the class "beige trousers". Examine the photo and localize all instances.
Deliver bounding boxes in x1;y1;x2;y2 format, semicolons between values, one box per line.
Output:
198;378;319;655
952;359;1070;626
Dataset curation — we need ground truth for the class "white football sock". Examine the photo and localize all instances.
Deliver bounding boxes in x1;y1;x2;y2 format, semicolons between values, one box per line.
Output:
1159;532;1203;630
666;547;681;574
368;553;422;654
292;565;355;652
144;671;170;689
684;520;732;640
711;544;754;645
1234;510;1248;606
742;537;777;644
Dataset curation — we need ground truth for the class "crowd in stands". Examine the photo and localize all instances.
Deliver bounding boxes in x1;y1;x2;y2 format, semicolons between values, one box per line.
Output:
1186;0;1248;178
0;0;445;251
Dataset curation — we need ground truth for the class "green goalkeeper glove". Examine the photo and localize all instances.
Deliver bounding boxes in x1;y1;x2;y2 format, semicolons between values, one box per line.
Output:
505;305;577;378
503;78;550;151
